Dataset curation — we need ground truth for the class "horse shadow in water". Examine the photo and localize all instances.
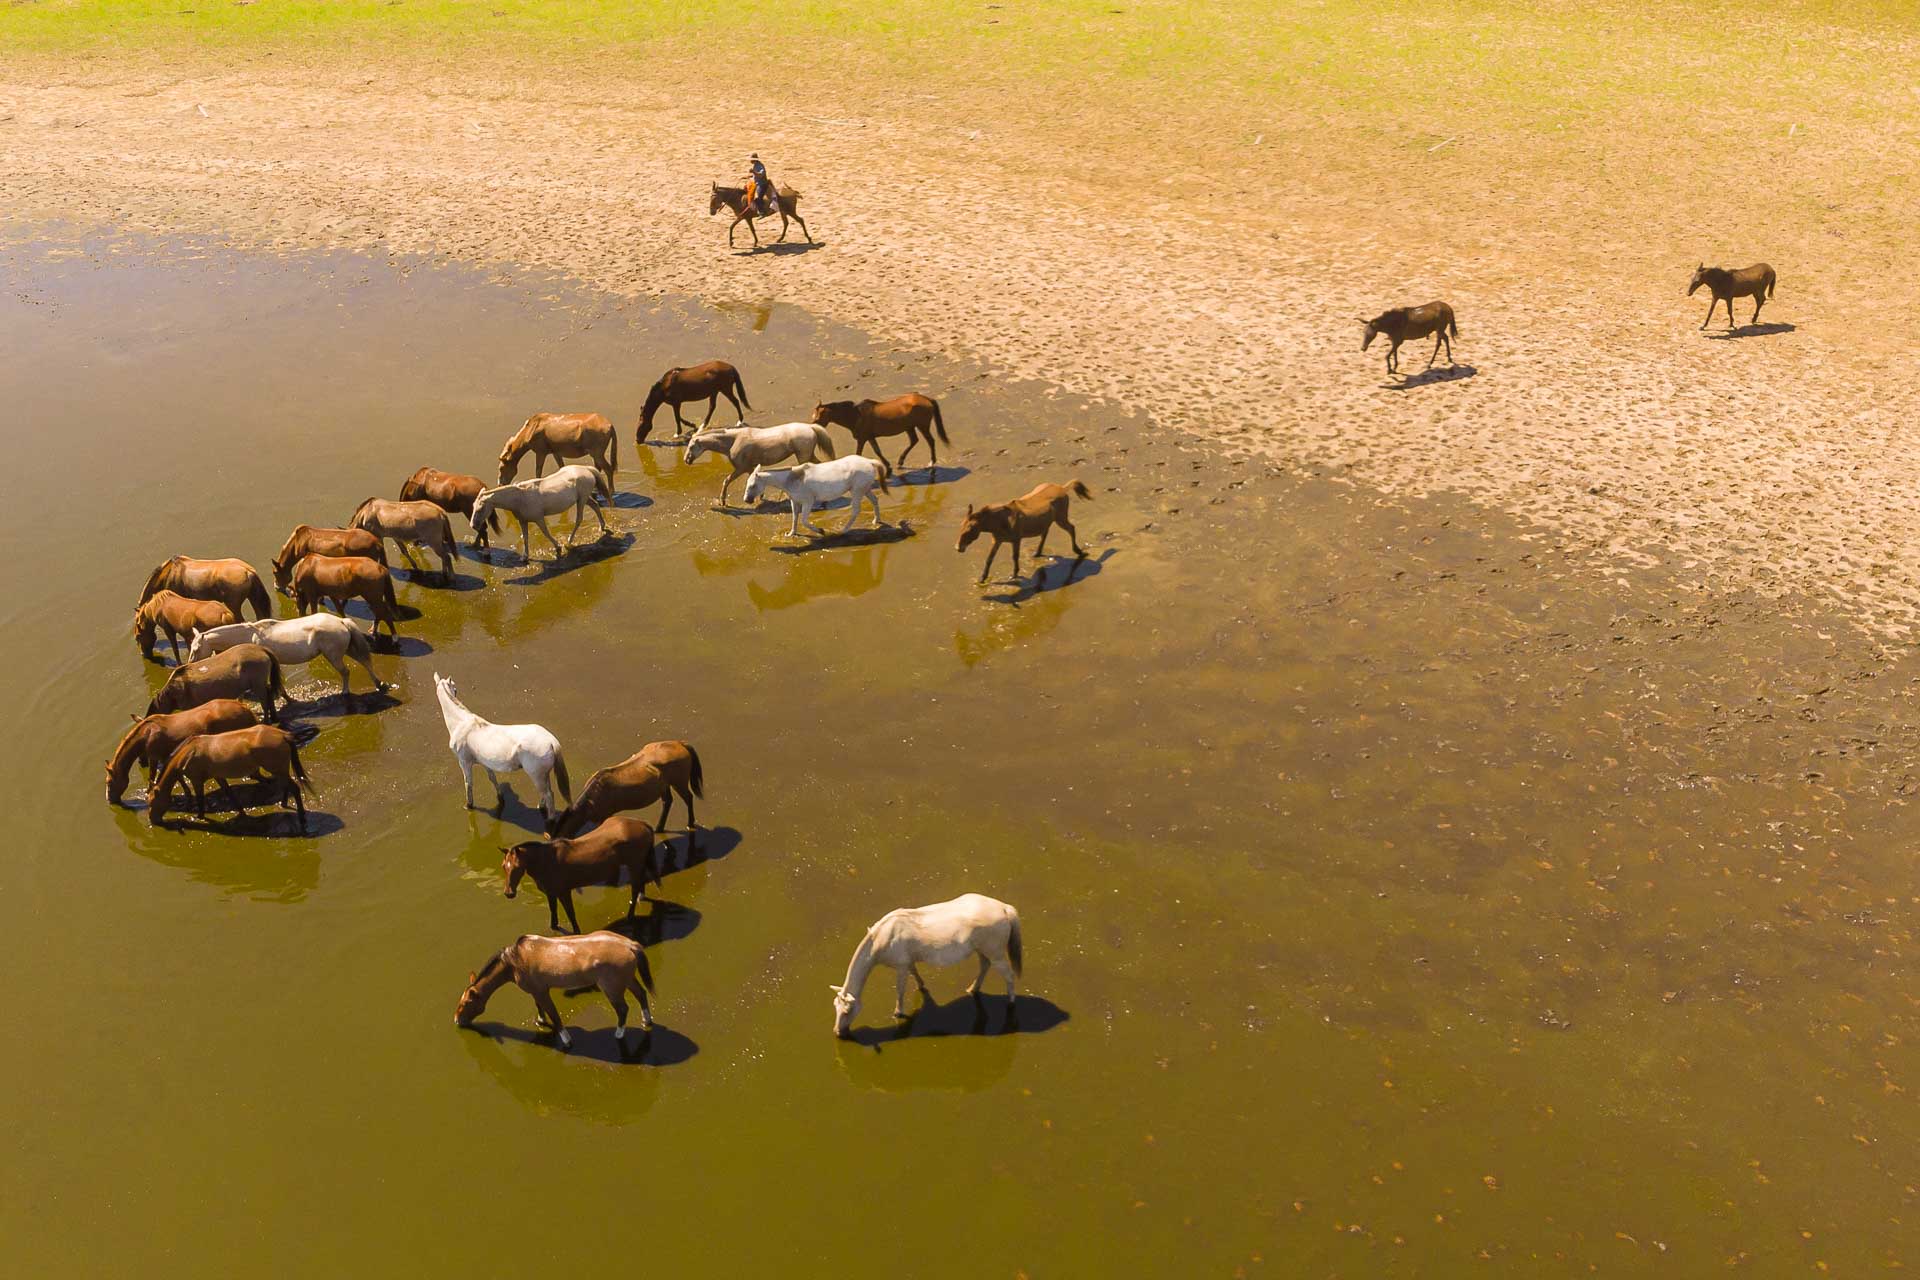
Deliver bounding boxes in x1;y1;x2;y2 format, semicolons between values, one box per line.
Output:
148;778;343;839
768;521;917;555
982;547;1116;606
655;824;743;880
503;532;637;587
478;781;563;836
468;1017;700;1066
1386;363;1477;391
608;492;654;511
843;992;1071;1048
282;687;403;723
597;897;702;949
1705;322;1796;340
393;565;487;593
882;463;970;489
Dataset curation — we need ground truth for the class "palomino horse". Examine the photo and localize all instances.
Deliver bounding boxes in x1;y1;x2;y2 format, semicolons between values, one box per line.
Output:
1689;262;1777;329
502;816;660;934
831;894;1023;1037
743;458;889;538
148;724;314;831
549;740;704;839
133;590;237;662
456;931;654;1047
811;396;949;477
271;525;386;593
636;361;752;443
289;554;401;641
434;673;572;821
138;555;272;621
709;181;812;249
957;481;1093;583
106;699;258;804
498;412;617;496
188;615;386;698
684;423;835;506
469;466;610;560
399;466;498;549
347;497;459;580
147;642;285;722
1361;302;1458;377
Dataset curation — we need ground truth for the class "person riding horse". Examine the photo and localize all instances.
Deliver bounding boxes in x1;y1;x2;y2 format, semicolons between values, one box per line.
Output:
744;154;776;217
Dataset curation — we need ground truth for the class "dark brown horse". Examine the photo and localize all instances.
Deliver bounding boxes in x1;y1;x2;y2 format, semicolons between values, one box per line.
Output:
106;698;259;804
148;724;313;830
1689;263;1777;329
139;555;273;621
548;740;704;839
400;466;499;548
957;481;1092;583
502;816;660;934
289;554;401;640
709;181;812;249
636;361;752;443
1361;302;1458;377
810;395;950;476
147;643;286;722
271;525;386;593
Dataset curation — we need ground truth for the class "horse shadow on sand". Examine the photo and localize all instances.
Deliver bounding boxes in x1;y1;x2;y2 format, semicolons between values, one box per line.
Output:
1385;363;1478;391
733;240;825;258
769;521;917;555
501;532;637;586
465;1017;699;1067
981;547;1115;606
1705;322;1796;340
842;992;1071;1049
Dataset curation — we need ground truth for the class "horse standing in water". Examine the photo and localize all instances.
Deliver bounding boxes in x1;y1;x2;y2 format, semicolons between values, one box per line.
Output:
106;699;259;804
1689;262;1777;329
133;591;238;662
146;643;286;722
271;525;386;593
469;466;610;561
548;740;705;839
347;498;460;580
288;554;402;642
399;467;499;548
434;673;572;821
957;481;1092;583
684;423;836;506
636;361;752;442
708;182;812;249
456;932;655;1047
811;395;949;477
744;458;889;538
497;413;617;496
147;724;315;831
188;615;386;698
138;555;273;621
830;894;1023;1037
501;816;660;934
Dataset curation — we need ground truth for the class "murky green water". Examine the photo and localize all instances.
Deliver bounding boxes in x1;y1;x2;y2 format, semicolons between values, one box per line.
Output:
3;227;1918;1276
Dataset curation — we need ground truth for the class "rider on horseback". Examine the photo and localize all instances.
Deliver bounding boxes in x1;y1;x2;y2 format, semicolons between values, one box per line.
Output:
744;154;776;217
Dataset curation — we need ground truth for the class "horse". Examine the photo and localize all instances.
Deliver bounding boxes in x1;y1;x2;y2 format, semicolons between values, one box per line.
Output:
271;525;386;593
502;816;660;934
106;699;258;804
636;361;752;443
831;894;1023;1037
138;555;272;621
399;466;499;549
347;497;459;580
548;740;704;839
289;554;401;641
1360;302;1458;377
148;724;314;831
743;458;889;539
456;931;654;1048
133;591;238;662
187;615;386;698
684;423;836;506
810;396;949;477
498;412;616;496
1689;262;1777;329
434;673;572;820
469;466;610;560
147;642;285;722
957;481;1093;583
708;181;812;249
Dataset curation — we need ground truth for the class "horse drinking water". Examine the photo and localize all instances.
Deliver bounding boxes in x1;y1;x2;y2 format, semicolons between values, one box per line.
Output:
830;893;1024;1037
1361;302;1458;377
455;932;655;1047
636;361;752;443
469;466;610;561
548;740;705;839
433;673;572;821
1689;262;1777;329
497;412;617;495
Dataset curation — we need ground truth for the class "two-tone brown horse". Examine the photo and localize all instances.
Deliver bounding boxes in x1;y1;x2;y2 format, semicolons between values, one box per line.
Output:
1361;302;1458;377
271;525;386;593
957;481;1093;583
138;555;272;621
289;554;401;641
502;816;660;934
709;181;812;249
400;466;498;549
455;931;654;1047
811;395;950;476
548;740;704;839
347;498;458;580
636;361;752;443
148;724;314;831
133;591;238;662
106;699;259;804
498;413;617;496
147;643;286;721
1689;262;1777;329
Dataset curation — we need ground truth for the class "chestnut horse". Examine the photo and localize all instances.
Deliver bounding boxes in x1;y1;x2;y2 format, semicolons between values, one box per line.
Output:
106;699;259;804
502;816;660;934
1361;302;1458;377
1689;262;1777;329
290;554;401;640
957;480;1092;583
146;643;286;721
148;724;314;831
498;412;617;496
133;590;238;662
138;555;272;621
271;525;386;592
455;932;654;1047
347;497;458;579
636;361;752;443
709;181;812;249
400;466;498;548
548;740;704;839
811;395;949;476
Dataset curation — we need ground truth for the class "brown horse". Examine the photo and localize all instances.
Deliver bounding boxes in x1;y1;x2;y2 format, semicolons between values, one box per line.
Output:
498;412;617;496
957;480;1092;583
289;554;401;640
147;643;286;722
138;555;272;621
1689;262;1777;329
148;724;314;830
347;497;458;579
502;816;660;934
400;466;499;549
133;591;238;662
548;740;704;839
1361;302;1458;377
636;361;752;443
810;395;950;476
106;699;259;804
270;525;386;593
709;181;812;249
455;931;654;1047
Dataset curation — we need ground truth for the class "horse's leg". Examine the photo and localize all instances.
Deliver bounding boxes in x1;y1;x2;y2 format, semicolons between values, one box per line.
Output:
461;754;475;808
535;517;564;557
969;953;991;996
1061;514;1087;559
1034;522;1051;557
657;791;674;832
627;973;654;1030
798;214;813;245
291;775;307;833
589;496;610;537
893;967;911;1019
1443;331;1455;365
700;395;719;431
720;466;742;508
677;782;695;832
216;777;247;818
395;541;421;572
1009;537;1023;581
802;499;828;538
604;983;631;1039
533;989;571;1048
545;887;561;932
722;389;744;426
992;954;1018;1003
518;515;532;561
328;651;351;697
673;402;692;437
487;767;504;813
193;779;208;817
564;503;581;550
908;962;933;1000
979;539;1001;584
776;212;789;244
1701;298;1716;329
728;215;739;246
867;486;885;529
560;890;580;936
747;214;761;248
1751;293;1764;325
896;430;920;473
1427;332;1443;370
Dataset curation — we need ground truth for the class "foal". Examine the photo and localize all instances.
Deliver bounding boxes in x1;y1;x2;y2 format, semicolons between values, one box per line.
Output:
456;932;655;1047
957;481;1092;583
1361;302;1458;377
1689;262;1777;329
502;816;660;934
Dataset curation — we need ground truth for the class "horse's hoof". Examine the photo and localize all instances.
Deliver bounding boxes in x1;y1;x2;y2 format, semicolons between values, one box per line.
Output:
613;1025;625;1040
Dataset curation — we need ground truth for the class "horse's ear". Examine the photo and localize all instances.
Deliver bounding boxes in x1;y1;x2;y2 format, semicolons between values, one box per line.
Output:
966;503;974;515
828;984;844;994
467;971;477;984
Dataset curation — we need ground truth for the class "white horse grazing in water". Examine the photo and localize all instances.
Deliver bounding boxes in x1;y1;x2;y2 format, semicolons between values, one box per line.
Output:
434;673;572;819
830;893;1022;1037
188;615;387;696
683;422;836;507
469;465;610;560
743;456;888;538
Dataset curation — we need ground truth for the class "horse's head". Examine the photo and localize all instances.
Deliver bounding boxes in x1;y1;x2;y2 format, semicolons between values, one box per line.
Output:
830;983;860;1037
106;718;151;805
1360;317;1381;351
709;184;728;217
635;382;668;443
957;503;988;552
465;493;497;546
455;953;506;1028
683;431;718;466
1687;264;1708;295
499;842;542;898
810;402;853;429
742;466;770;506
132;600;157;657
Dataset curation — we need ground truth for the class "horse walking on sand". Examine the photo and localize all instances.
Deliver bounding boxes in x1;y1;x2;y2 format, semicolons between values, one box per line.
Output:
400;467;499;549
549;740;704;839
434;673;572;820
744;457;889;538
470;466;611;561
498;413;617;496
147;642;286;722
502;816;660;934
348;498;459;580
1689;262;1777;329
636;361;752;442
271;525;386;593
133;591;238;662
709;181;812;249
958;480;1092;583
1361;302;1458;377
831;894;1023;1037
138;555;272;621
106;699;259;804
148;724;315;831
188;614;386;698
811;396;949;477
456;931;655;1047
684;423;836;506
289;554;401;641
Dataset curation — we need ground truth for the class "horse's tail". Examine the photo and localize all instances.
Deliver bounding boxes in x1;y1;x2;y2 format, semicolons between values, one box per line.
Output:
632;943;655;994
287;735;318;795
929;398;949;445
345;623;374;665
138;557;175;604
437;513;457;565
381;572;400;614
267;651;289;702
347;496;378;530
609;422;620;474
1069;480;1094;501
1767;269;1777;299
809;425;837;459
684;744;705;798
732;367;752;411
875;467;892;496
247;573;273;621
1006;914;1024;978
552;747;573;805
1448;311;1459;338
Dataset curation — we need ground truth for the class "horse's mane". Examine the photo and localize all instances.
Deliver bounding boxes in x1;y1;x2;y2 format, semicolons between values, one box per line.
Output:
107;715;154;781
347;497;379;528
138;556;181;601
472;949;511;987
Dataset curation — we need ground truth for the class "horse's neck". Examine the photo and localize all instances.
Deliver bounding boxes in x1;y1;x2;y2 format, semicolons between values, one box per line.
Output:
840;932;880;996
437;686;478;735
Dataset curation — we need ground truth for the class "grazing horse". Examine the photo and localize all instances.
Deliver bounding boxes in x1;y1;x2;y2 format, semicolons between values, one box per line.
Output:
636;361;752;443
1689;262;1777;329
1361;302;1458;377
138;555;272;621
469;466;610;560
743;458;889;538
684;423;836;506
347;497;459;579
106;699;259;804
289;554;401;640
957;480;1092;583
148;724;313;830
455;931;654;1047
133;591;237;662
271;525;386;593
709;181;812;249
188;615;386;698
400;466;499;549
434;673;572;820
498;412;617;496
502;816;660;934
548;740;704;839
147;643;285;722
810;396;949;476
831;894;1023;1037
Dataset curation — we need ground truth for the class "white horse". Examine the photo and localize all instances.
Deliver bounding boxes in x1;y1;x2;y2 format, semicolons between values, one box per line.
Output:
433;673;572;819
830;893;1023;1037
743;456;888;538
469;465;610;560
684;422;836;507
187;615;387;696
